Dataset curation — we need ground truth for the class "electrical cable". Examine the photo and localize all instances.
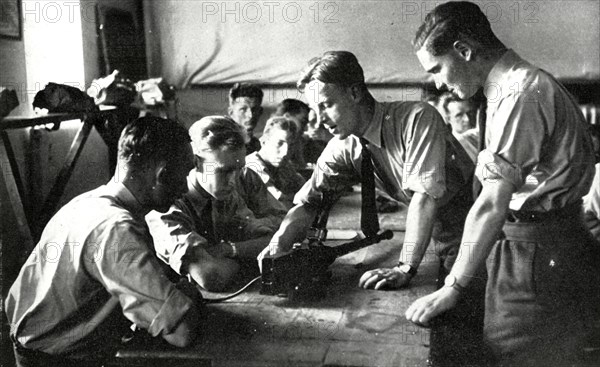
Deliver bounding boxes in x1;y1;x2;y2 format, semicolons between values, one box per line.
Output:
202;275;262;304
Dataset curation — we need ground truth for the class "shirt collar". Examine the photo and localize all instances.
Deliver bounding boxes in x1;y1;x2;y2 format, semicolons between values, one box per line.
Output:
247;152;276;180
484;49;523;98
361;101;384;148
186;169;213;203
105;180;147;218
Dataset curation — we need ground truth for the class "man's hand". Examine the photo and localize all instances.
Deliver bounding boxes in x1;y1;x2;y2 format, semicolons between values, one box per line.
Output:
405;286;459;327
256;238;292;273
358;267;413;290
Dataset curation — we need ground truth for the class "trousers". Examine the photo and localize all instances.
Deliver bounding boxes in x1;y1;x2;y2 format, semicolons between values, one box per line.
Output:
485;207;600;366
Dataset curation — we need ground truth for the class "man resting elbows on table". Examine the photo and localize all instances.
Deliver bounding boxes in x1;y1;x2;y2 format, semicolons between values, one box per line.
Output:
5;117;202;367
147;116;277;292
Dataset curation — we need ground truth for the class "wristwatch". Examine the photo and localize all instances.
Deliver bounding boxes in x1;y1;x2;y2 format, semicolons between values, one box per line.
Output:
444;274;465;293
396;261;417;278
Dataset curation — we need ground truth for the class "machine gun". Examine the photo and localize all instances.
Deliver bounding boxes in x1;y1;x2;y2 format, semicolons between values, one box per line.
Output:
260;191;394;299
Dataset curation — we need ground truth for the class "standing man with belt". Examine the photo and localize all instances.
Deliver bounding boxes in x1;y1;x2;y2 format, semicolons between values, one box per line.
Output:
405;2;599;365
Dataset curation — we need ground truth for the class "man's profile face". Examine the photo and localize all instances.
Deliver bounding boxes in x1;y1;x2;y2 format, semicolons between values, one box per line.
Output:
446;100;476;134
416;45;478;100
228;97;263;134
259;127;294;167
196;147;246;200
152;144;194;212
305;80;361;140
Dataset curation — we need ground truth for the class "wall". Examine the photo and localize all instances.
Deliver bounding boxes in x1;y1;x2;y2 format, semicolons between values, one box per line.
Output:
1;12;30;306
0;1;147;241
144;0;600;87
177;85;425;131
1;15;31;216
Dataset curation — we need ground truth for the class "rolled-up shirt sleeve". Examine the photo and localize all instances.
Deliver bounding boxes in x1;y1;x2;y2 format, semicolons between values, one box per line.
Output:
146;204;208;275
87;219;194;337
476;90;547;190
402;106;447;199
294;137;360;207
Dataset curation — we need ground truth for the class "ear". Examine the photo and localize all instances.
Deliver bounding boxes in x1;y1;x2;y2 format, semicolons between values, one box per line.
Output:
227;106;234;116
194;155;204;171
348;84;363;103
257;106;264;119
453;40;473;61
154;160;168;186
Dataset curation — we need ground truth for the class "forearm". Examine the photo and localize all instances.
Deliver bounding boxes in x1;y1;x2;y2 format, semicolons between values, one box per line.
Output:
162;306;200;347
186;247;239;291
270;203;318;252
398;192;437;269
235;235;273;258
449;183;514;286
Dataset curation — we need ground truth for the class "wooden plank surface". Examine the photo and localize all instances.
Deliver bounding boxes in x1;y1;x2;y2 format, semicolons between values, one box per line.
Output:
116;189;437;366
175;237;435;367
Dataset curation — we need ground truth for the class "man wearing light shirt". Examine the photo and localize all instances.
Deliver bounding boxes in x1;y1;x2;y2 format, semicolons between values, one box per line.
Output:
406;2;598;365
260;50;480;365
5;117;201;366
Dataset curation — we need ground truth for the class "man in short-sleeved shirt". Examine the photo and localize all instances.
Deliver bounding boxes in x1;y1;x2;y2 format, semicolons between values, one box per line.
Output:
263;51;475;291
406;3;598;364
5;117;200;366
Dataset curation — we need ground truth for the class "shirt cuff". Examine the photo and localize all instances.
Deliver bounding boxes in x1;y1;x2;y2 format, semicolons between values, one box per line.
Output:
172;232;207;275
404;170;446;199
147;287;194;337
476;150;524;189
293;179;321;206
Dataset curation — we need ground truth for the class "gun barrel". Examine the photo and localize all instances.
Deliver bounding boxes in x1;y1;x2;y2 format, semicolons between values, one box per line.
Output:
332;229;394;257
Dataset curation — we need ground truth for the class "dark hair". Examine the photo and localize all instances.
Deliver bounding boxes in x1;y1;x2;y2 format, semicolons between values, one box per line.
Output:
229;83;264;105
422;85;445;105
189;115;246;154
439;92;474;113
413;1;504;56
275;99;310;117
262;116;298;138
297;51;365;91
118;116;190;168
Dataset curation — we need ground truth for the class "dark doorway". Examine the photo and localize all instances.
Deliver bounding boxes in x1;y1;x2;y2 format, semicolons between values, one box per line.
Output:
97;4;148;81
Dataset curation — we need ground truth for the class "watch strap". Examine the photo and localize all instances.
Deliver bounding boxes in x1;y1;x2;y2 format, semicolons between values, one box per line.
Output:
397;261;418;277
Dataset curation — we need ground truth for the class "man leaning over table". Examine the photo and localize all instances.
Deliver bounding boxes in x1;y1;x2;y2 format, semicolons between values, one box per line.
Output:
259;50;483;365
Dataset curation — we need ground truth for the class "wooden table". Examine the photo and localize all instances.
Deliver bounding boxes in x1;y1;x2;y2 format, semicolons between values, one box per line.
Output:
116;231;439;367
